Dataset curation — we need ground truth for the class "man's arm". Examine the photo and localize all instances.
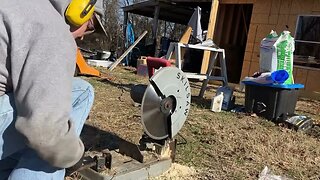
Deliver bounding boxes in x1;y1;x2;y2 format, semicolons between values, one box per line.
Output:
3;1;84;168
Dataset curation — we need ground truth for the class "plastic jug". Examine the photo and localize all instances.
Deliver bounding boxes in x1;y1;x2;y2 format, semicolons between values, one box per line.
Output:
216;86;234;110
211;92;224;112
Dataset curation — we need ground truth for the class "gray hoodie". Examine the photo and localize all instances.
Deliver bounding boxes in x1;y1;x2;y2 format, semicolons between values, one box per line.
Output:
0;0;86;168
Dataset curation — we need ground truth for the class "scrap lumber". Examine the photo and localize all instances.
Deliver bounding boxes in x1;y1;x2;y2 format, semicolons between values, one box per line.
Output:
200;0;219;74
109;31;148;71
180;26;192;44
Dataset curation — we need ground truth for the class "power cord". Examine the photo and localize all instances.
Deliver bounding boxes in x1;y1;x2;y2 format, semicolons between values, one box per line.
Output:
177;133;187;145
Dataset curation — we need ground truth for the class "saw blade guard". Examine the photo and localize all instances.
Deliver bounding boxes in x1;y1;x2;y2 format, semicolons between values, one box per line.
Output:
141;67;191;140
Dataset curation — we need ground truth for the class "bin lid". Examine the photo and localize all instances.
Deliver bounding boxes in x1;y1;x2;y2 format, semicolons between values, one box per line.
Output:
242;81;304;89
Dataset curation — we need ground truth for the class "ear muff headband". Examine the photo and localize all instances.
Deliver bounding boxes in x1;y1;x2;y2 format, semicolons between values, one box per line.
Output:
65;0;97;27
81;0;97;16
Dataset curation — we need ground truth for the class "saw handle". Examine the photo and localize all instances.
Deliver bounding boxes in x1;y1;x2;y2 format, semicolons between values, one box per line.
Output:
146;57;171;78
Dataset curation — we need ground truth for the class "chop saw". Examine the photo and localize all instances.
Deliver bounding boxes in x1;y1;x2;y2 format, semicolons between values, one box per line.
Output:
76;67;191;180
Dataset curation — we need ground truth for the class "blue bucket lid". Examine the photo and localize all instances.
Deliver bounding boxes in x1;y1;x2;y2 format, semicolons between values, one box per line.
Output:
270;70;289;84
242;81;304;89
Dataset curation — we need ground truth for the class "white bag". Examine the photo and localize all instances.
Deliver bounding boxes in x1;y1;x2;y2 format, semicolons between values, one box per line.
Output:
259;30;295;84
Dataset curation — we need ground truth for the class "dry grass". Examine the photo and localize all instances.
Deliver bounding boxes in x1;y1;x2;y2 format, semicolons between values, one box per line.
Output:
70;66;320;180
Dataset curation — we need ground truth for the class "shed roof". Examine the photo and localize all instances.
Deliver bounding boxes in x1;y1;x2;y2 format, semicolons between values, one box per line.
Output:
122;0;212;25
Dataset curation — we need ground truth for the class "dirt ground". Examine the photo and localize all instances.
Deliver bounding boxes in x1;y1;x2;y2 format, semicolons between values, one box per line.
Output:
68;66;320;180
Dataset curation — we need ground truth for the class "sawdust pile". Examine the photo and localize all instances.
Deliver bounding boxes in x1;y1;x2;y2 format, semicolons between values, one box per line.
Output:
151;163;197;180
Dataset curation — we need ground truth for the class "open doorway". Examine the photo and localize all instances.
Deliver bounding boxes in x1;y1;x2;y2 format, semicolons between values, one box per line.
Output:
213;4;253;83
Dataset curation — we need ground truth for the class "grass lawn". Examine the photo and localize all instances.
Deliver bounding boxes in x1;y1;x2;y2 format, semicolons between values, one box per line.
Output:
71;66;320;179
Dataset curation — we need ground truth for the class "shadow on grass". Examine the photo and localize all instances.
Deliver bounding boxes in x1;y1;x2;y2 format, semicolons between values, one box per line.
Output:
122;66;138;75
81;124;124;151
191;96;211;109
98;78;147;104
97;78;135;92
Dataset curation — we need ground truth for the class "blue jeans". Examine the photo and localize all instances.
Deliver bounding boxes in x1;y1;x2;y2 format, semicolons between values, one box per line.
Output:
0;78;94;180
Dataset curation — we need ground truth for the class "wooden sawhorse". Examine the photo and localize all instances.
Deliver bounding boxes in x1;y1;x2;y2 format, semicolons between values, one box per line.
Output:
165;42;228;98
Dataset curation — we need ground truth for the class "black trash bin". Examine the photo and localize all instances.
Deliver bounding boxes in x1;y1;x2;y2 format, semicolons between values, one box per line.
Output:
242;81;304;121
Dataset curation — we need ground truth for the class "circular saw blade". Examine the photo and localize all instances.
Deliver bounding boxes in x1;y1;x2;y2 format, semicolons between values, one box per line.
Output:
141;67;191;140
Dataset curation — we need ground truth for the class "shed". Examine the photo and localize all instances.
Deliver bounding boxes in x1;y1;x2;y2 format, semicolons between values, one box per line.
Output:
123;0;320;99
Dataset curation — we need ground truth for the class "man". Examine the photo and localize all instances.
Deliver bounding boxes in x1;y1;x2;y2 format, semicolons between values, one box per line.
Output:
0;0;105;179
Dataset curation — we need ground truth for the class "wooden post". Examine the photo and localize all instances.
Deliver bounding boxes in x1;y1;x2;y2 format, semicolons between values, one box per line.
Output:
200;0;219;74
123;11;128;41
164;21;167;37
152;5;160;42
152;5;160;53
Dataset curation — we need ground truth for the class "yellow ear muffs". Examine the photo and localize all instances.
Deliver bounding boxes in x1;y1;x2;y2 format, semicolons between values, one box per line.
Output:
65;0;97;27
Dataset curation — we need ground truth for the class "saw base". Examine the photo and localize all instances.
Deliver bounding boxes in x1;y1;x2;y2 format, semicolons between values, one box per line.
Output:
78;137;176;180
79;155;171;180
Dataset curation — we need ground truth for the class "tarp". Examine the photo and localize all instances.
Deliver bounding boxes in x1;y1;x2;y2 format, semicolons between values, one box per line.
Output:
188;6;202;42
124;22;135;65
126;22;135;46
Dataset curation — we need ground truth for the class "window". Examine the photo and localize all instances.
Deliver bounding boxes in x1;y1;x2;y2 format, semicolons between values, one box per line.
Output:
294;15;320;68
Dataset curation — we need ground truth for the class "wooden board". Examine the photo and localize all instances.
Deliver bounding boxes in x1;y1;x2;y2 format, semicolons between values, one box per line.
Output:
166;26;192;61
200;0;219;74
109;31;148;71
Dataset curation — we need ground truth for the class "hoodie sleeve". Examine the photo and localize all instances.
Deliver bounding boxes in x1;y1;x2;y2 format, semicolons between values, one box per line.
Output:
3;1;84;168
